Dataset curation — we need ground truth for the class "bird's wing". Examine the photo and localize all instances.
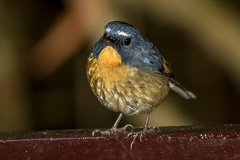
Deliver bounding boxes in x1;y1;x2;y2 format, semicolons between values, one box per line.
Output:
162;57;196;99
162;57;174;77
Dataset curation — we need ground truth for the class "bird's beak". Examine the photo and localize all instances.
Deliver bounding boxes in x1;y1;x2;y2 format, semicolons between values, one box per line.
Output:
104;36;116;43
105;39;111;43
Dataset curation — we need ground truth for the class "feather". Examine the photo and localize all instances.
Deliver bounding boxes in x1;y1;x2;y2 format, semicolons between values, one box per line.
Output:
162;57;174;77
169;78;196;99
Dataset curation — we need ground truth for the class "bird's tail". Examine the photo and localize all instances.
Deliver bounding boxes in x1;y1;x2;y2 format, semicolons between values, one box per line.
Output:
169;78;196;99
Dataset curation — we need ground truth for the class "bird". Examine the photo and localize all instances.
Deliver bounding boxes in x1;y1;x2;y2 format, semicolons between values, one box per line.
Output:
86;21;196;138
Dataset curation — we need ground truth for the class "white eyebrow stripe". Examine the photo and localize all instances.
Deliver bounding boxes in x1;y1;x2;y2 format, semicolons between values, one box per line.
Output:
106;27;111;32
117;30;130;37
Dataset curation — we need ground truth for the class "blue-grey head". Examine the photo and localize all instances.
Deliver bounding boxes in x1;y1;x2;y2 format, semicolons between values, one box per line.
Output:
92;21;164;72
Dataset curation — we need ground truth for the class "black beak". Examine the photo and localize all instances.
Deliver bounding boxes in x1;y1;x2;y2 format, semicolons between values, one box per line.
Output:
103;34;116;43
105;36;116;43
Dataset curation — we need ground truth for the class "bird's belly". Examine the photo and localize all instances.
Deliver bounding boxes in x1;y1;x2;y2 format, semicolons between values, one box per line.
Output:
87;57;170;116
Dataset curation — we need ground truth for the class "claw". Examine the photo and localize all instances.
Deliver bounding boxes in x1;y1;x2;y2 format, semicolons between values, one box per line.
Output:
92;124;134;136
92;129;103;136
91;128;114;136
128;129;147;150
139;133;143;142
130;134;138;150
123;124;134;131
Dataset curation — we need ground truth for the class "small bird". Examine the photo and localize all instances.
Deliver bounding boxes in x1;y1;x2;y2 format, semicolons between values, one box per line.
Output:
86;21;196;137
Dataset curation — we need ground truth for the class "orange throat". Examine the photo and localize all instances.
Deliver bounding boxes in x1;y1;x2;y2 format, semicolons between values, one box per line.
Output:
98;46;122;67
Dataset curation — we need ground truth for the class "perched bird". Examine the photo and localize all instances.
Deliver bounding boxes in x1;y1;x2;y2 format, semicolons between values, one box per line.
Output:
86;21;196;137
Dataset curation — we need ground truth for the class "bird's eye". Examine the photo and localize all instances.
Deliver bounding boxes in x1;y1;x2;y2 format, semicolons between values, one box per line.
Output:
124;38;131;46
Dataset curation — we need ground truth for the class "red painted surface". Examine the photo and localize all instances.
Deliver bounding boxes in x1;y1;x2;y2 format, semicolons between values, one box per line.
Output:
0;125;240;160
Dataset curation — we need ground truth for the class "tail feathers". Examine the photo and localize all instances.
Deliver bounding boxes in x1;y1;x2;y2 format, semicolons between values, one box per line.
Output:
169;78;196;99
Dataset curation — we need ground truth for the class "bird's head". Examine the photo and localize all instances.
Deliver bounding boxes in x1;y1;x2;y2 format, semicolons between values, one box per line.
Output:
92;21;163;71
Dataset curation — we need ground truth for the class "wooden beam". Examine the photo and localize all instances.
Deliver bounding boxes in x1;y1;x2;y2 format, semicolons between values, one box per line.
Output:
0;124;240;159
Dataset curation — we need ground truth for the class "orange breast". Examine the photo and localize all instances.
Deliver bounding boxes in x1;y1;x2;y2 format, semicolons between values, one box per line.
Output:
86;51;170;116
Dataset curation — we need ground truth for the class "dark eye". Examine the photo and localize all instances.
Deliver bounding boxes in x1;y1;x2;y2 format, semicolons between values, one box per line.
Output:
124;38;131;46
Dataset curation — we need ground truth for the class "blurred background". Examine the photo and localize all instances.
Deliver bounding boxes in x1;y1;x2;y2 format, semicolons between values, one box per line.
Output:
1;0;240;132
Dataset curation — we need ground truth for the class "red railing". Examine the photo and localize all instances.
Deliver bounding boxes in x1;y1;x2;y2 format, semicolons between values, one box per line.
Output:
0;124;240;159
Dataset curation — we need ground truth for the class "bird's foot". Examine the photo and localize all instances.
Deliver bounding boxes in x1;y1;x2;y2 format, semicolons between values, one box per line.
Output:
127;128;148;150
92;129;111;136
118;124;134;132
92;124;134;136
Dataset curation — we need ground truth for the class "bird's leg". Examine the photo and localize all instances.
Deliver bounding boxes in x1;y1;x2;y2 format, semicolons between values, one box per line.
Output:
111;113;134;132
92;113;133;136
128;111;151;150
111;112;123;132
